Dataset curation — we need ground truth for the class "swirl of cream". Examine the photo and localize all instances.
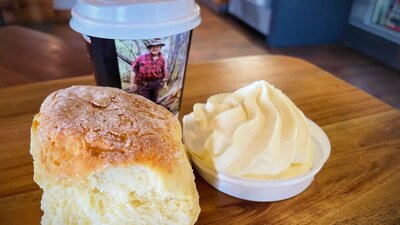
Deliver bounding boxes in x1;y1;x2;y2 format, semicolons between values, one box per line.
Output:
183;81;313;179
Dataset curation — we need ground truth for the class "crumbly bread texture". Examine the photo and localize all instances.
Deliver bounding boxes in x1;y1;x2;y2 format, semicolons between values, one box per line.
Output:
30;85;200;225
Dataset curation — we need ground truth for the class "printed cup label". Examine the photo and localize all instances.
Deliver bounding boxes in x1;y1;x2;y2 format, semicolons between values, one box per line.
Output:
115;31;191;115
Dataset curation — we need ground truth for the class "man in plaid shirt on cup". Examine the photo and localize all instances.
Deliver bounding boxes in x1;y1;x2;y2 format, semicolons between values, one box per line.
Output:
130;38;168;103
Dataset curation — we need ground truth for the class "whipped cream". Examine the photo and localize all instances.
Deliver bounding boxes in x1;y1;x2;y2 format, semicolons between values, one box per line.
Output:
183;81;312;179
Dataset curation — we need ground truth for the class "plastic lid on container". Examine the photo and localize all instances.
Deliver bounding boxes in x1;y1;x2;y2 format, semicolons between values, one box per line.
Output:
70;0;201;39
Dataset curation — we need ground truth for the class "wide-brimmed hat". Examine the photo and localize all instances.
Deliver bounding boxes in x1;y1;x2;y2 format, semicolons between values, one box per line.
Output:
147;38;165;48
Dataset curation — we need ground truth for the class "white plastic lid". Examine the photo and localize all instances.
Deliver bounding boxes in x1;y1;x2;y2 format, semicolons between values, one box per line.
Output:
70;0;201;39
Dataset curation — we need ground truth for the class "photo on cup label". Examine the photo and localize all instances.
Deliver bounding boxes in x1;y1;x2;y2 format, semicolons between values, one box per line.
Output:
115;31;191;115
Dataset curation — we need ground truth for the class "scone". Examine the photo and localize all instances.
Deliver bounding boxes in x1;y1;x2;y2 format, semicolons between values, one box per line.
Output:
30;85;200;225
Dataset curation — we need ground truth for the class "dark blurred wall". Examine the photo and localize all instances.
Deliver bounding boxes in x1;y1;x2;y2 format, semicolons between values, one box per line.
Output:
268;0;354;47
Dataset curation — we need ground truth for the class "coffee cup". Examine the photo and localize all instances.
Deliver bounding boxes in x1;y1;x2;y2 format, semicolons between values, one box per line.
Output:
70;0;201;116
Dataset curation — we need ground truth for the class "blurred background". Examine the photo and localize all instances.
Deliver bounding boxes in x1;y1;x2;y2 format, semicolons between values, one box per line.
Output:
0;0;399;108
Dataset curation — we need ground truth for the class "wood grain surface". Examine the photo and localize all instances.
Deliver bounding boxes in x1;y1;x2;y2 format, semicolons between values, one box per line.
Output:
0;55;399;224
0;25;91;88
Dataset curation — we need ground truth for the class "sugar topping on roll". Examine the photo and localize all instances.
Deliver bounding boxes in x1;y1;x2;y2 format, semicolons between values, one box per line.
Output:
30;85;200;225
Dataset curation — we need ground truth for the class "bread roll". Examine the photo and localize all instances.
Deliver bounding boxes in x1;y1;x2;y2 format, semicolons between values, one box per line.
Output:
30;85;200;225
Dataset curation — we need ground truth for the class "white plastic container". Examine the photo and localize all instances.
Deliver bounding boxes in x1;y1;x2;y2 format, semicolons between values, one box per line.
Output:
191;119;331;202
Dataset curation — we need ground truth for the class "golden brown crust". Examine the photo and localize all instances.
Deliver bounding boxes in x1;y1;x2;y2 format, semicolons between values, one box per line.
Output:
31;85;183;183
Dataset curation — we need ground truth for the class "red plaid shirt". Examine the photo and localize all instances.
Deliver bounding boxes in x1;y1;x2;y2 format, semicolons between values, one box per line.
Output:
132;53;167;83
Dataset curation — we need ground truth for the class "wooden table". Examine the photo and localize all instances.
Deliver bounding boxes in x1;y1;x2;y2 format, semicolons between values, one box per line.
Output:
0;55;399;224
0;25;91;88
